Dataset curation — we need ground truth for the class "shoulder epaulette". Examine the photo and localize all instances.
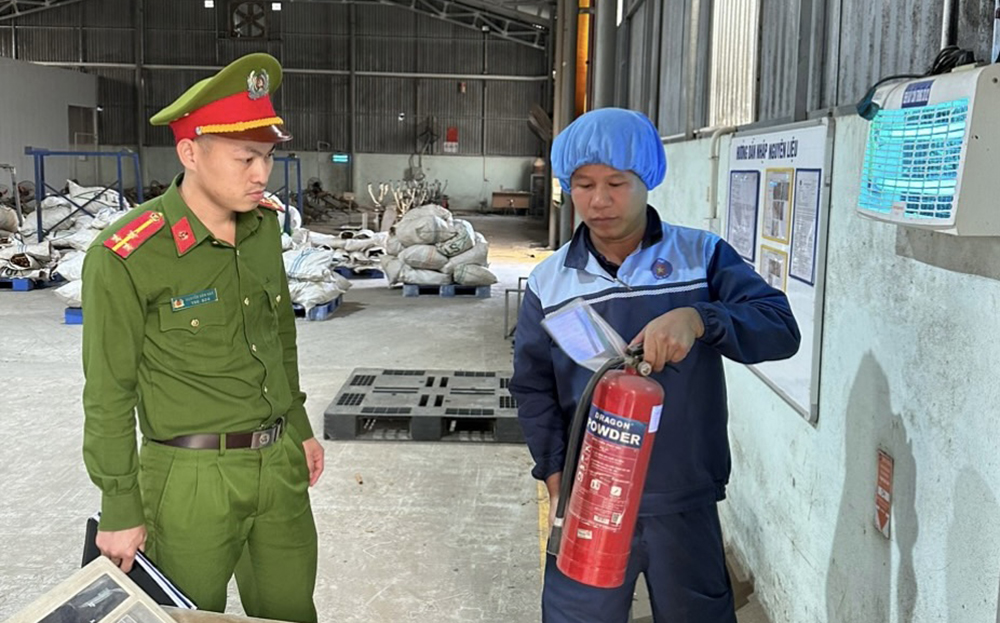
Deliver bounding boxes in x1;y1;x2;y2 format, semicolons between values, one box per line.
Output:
259;196;285;212
103;211;165;259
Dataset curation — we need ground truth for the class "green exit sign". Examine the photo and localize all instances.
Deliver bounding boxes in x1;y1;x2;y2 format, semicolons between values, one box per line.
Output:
331;154;350;164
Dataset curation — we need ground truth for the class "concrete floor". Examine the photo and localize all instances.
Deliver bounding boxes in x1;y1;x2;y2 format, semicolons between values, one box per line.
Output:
0;213;769;623
0;214;551;623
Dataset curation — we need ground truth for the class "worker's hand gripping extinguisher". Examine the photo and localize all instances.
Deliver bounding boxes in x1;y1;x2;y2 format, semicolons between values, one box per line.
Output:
547;344;665;588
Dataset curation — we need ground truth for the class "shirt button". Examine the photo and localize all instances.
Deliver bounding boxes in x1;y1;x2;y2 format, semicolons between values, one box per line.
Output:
251;344;258;352
190;319;200;328
276;294;282;303
263;386;269;394
236;250;241;256
244;297;250;306
212;241;219;246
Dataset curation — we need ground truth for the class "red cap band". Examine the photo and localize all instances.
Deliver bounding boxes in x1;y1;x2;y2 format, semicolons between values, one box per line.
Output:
169;91;283;143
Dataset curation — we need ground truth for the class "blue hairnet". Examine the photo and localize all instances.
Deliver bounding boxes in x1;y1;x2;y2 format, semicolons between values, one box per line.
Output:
551;108;667;192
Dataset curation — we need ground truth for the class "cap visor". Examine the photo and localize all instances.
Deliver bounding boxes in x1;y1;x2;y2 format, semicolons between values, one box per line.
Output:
207;124;292;144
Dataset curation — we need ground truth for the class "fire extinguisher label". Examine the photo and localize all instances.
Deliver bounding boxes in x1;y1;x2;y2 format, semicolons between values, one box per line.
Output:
569;407;649;533
587;409;647;448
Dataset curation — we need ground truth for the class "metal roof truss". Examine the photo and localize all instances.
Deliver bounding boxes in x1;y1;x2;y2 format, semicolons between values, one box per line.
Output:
0;0;87;22
321;0;549;50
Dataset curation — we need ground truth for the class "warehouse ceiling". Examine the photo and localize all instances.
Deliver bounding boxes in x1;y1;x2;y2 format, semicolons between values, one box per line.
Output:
464;0;554;21
316;0;553;49
0;0;85;21
0;0;555;48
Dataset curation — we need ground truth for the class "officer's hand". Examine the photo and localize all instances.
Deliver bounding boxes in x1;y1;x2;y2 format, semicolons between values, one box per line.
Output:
631;307;705;373
96;524;146;573
302;437;325;487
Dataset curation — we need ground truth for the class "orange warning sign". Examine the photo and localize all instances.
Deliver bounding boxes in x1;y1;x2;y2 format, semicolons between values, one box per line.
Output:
875;450;894;538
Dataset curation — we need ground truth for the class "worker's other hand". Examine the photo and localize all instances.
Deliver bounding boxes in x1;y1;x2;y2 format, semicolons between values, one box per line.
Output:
96;524;146;573
302;437;325;487
632;307;705;373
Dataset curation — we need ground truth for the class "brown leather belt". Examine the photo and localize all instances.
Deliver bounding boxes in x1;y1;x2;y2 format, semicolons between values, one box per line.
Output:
154;418;285;450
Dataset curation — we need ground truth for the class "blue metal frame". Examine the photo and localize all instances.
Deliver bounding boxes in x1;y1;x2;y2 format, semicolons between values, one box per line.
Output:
272;155;303;234
26;148;143;243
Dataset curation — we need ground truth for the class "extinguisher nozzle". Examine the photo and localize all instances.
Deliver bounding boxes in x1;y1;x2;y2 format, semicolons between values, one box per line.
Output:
546;525;563;557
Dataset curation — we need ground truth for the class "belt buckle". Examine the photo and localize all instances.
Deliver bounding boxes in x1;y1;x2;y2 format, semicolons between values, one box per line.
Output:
250;418;284;450
251;428;273;449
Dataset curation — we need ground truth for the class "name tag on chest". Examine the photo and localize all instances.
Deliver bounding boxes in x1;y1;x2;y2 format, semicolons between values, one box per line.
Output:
171;289;219;311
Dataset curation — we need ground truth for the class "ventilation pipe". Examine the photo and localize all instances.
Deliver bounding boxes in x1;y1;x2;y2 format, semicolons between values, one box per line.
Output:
941;0;958;48
592;0;616;109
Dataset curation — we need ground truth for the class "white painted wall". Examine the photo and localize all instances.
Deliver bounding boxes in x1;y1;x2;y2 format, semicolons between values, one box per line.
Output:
651;117;1000;623
352;153;534;211
95;147;534;213
0;58;98;190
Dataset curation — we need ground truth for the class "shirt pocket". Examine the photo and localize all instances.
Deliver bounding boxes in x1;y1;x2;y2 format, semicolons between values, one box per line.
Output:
157;298;228;338
259;280;283;336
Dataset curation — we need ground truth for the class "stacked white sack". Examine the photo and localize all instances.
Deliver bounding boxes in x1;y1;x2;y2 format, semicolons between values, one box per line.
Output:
3;182;131;289
282;246;353;312
53;250;85;307
380;205;496;287
307;229;387;275
265;191;386;275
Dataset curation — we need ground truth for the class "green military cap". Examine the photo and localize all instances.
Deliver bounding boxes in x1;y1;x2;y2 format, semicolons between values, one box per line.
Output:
150;52;291;144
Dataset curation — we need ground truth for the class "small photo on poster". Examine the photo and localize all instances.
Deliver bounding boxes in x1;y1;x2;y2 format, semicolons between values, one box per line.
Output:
760;245;789;293
763;168;794;244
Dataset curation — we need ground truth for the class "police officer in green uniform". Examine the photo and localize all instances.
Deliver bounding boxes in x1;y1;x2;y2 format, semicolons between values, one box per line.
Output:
81;53;323;623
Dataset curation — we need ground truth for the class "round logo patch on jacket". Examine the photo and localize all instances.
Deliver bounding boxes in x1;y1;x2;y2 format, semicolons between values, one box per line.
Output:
652;258;673;280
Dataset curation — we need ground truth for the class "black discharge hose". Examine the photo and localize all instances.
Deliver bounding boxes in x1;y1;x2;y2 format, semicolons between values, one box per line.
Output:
547;354;627;557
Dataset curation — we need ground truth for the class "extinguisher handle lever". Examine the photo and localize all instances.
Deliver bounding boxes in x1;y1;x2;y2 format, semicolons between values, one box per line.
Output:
626;343;682;377
625;344;653;376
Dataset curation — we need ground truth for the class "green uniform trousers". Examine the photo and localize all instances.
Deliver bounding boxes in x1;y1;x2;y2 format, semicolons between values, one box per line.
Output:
138;431;317;623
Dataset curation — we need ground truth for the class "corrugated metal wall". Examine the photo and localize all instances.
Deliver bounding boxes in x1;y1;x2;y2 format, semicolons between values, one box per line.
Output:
0;0;546;157
625;1;649;117
656;0;688;134
620;0;997;132
757;0;796;121
485;79;546;156
625;0;710;136
93;67;135;145
708;0;759;127
418;79;484;155
762;0;995;122
0;29;11;57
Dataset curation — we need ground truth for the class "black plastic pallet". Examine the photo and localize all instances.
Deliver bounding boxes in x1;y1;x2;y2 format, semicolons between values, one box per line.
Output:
324;367;522;443
402;284;491;298
334;266;385;280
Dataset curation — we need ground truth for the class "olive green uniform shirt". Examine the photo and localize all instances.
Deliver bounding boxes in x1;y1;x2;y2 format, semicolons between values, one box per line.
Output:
81;176;313;531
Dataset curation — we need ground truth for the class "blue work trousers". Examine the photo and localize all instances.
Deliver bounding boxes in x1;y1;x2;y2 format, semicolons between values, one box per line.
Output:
543;504;737;623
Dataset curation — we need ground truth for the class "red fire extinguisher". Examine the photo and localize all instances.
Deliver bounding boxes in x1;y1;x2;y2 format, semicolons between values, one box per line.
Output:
548;345;664;588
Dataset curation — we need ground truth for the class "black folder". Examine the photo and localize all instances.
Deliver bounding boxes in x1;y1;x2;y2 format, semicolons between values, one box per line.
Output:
82;514;196;609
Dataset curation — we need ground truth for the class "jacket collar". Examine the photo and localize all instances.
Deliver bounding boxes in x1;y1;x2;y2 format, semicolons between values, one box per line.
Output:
565;206;664;271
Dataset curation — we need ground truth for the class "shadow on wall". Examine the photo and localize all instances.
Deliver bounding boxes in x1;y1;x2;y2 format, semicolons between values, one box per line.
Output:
896;227;1000;281
825;352;918;623
948;469;1000;622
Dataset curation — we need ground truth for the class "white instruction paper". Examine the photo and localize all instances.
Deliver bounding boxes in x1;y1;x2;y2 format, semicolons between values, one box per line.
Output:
542;299;627;371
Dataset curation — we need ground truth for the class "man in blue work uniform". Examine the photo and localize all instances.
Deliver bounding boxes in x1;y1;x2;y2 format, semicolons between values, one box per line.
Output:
510;108;801;623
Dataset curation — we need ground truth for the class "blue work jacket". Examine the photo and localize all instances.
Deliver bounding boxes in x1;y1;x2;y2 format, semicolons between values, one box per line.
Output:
510;207;801;515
